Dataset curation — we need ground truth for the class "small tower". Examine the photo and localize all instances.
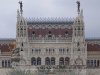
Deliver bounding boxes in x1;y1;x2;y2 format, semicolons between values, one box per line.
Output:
71;1;87;74
15;1;29;69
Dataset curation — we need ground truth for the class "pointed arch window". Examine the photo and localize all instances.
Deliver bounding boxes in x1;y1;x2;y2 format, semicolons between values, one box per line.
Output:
67;48;69;52
97;60;99;67
46;48;48;53
94;60;96;67
8;60;11;67
2;60;4;67
5;60;7;67
53;49;55;53
90;60;93;67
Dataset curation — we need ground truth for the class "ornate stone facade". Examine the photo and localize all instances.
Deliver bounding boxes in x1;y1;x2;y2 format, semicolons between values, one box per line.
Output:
0;1;100;75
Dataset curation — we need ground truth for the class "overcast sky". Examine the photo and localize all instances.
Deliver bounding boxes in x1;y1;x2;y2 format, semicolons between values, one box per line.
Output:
0;0;100;38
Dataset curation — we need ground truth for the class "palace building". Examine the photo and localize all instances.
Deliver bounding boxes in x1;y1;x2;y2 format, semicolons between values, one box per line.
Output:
0;1;100;75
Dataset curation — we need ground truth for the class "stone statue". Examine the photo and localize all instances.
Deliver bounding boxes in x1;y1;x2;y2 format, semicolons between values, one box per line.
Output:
19;1;23;14
76;1;80;13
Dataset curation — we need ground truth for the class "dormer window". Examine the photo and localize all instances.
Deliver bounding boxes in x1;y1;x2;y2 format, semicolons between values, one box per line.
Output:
32;31;35;39
65;31;68;34
32;31;35;34
65;31;68;37
48;31;52;38
49;31;51;34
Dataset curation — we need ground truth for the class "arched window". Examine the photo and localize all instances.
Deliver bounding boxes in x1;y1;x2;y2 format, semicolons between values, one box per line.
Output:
91;60;93;67
39;49;41;54
31;57;36;65
65;57;70;65
21;42;23;47
8;60;11;67
51;57;55;65
32;49;34;53
87;60;90;67
94;60;96;67
5;60;7;67
45;57;50;65
37;57;41;65
2;60;4;67
53;49;55;53
32;31;35;34
46;48;48;53
59;57;64;65
65;31;68;34
97;60;99;67
67;48;69;52
62;48;65;54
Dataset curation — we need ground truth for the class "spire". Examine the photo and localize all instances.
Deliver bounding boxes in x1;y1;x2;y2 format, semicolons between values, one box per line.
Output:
18;1;23;15
17;9;20;17
80;9;83;18
76;1;80;15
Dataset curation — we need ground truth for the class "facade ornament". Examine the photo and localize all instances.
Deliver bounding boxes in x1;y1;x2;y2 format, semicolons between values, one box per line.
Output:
76;1;80;14
18;1;23;15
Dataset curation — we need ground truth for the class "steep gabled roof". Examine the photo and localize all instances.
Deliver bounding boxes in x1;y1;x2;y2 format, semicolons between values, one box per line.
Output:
26;17;74;25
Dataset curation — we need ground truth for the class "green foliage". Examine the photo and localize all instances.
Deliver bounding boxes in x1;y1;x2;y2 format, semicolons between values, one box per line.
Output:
7;70;33;75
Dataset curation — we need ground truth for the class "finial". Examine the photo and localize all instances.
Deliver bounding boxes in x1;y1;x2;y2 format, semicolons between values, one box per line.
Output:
76;1;80;14
18;1;23;15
